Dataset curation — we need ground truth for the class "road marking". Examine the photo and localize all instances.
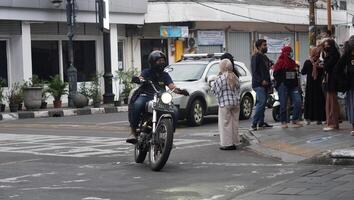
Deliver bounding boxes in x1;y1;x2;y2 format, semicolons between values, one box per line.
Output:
0;133;217;158
0;159;42;166
95;121;129;125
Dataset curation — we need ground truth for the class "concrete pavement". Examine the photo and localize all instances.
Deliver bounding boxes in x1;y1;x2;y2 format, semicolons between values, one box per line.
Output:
245;122;354;164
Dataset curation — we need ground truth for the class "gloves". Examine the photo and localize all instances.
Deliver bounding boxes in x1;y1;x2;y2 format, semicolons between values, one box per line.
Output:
179;89;189;96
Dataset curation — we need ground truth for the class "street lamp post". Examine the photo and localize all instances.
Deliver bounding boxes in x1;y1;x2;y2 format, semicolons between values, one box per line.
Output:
51;0;77;108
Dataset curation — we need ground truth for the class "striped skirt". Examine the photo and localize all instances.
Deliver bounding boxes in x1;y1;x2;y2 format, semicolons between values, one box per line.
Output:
346;90;354;124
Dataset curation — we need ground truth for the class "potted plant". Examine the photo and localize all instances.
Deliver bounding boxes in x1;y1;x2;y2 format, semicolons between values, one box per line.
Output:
23;75;44;110
115;68;138;105
47;75;68;108
88;75;102;108
0;79;5;112
6;83;23;112
74;82;89;108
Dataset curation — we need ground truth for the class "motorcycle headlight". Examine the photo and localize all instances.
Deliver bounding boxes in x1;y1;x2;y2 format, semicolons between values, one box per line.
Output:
161;92;173;104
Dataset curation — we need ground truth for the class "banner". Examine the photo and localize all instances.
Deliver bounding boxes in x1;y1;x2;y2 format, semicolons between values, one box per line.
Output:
197;31;224;46
262;36;291;53
160;26;189;38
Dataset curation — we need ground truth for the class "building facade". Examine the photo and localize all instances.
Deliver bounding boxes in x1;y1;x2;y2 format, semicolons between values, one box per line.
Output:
144;0;350;69
0;0;147;104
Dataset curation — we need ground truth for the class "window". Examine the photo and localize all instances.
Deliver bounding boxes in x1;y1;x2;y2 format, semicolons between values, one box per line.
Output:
236;65;247;76
167;64;206;82
0;41;8;86
118;40;124;70
62;41;96;82
31;41;60;81
206;63;219;77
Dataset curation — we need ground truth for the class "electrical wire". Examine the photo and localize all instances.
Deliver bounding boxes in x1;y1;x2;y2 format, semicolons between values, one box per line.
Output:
189;0;348;25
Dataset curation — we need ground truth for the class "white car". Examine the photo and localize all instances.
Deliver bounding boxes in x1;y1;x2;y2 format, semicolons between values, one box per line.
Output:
167;53;255;126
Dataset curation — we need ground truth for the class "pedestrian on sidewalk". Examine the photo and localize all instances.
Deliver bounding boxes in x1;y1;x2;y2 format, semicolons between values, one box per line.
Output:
301;47;326;125
335;38;354;136
250;39;273;131
273;46;303;128
322;39;341;131
211;59;241;150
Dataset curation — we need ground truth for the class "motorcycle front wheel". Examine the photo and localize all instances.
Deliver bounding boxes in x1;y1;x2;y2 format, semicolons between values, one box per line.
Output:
149;118;174;171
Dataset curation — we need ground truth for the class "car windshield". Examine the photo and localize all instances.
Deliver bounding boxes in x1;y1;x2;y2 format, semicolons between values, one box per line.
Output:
166;63;206;82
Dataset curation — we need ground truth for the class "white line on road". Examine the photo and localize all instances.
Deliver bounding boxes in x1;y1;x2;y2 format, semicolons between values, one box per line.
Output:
95;121;129;125
0;133;217;158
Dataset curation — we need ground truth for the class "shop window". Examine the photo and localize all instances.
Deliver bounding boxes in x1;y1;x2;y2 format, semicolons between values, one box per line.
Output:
118;40;124;70
0;41;8;86
62;41;96;82
31;41;60;81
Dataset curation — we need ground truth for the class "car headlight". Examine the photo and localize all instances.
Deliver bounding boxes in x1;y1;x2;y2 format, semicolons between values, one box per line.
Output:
161;92;173;104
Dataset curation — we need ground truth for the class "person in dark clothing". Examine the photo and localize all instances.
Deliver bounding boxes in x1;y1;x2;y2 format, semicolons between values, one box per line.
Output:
322;39;341;131
250;39;273;130
335;38;354;136
126;50;189;144
273;46;303;128
301;47;326;124
220;53;241;78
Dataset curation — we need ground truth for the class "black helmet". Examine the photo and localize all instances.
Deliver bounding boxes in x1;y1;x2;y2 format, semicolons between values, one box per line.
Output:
148;50;167;73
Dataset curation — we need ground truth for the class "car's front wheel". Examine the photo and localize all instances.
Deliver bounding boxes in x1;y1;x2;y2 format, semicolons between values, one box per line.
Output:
187;99;205;126
240;94;253;120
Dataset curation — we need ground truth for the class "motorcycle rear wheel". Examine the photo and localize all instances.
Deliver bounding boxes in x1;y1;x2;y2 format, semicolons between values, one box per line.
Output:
134;142;148;163
149;118;174;171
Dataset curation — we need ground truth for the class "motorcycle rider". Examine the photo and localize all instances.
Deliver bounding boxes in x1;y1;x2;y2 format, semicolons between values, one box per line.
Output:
126;50;189;144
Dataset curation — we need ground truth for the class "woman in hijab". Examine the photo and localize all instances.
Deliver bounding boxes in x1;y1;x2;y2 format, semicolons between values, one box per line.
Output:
211;59;241;150
273;46;303;128
322;39;341;131
301;47;326;124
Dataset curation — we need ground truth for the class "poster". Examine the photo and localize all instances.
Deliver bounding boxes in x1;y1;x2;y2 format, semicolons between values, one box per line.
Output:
197;31;224;46
160;26;189;38
262;36;291;53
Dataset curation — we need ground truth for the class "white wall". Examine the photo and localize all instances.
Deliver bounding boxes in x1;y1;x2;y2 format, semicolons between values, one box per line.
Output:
9;22;32;85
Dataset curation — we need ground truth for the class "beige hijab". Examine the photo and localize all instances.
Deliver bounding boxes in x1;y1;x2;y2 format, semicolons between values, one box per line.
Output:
219;59;238;90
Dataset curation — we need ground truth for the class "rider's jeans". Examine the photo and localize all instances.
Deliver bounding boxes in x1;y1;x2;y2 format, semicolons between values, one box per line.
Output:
131;95;153;129
277;83;302;123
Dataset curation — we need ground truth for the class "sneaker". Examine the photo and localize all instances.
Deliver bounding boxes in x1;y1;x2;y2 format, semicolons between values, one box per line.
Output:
126;135;137;144
281;123;288;128
259;122;273;128
126;128;137;144
250;124;257;131
316;121;322;125
323;127;334;132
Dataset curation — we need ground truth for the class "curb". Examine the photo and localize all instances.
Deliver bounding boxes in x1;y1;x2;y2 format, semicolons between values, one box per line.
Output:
0;106;128;121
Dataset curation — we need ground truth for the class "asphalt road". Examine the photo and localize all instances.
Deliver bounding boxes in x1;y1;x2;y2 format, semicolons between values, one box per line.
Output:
0;112;353;200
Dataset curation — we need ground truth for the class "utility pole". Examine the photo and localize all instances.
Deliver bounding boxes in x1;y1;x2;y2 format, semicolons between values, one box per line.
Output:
309;0;317;47
327;0;332;33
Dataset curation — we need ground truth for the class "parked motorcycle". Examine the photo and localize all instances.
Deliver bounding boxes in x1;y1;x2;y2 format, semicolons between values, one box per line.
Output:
130;77;176;171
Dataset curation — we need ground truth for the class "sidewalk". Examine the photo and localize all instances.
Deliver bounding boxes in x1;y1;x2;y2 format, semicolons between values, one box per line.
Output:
242;122;354;164
0;105;128;121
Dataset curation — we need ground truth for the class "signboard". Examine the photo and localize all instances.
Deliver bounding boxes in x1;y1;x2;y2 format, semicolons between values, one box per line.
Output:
160;26;189;38
197;31;224;46
98;0;110;32
261;36;291;53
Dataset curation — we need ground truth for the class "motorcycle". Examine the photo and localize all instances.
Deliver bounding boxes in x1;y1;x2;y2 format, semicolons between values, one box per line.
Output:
130;77;176;171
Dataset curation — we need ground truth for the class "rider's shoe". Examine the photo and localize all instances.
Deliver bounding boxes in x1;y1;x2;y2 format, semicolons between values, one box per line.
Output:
126;128;137;144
